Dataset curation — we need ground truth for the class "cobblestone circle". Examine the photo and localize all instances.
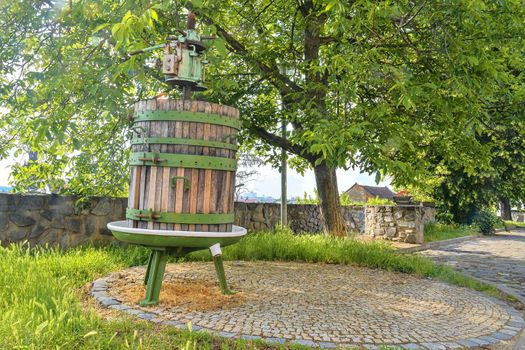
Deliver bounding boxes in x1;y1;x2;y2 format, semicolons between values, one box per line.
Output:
91;261;524;349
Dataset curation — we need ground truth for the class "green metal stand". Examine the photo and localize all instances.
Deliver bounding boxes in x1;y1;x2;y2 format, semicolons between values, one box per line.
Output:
138;244;235;306
144;250;154;285
212;252;234;295
140;248;168;306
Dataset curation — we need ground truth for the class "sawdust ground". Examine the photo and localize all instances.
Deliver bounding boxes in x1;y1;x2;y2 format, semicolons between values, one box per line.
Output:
113;279;246;312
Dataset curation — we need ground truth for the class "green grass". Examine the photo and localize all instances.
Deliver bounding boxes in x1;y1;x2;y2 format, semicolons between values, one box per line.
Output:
0;228;504;349
491;220;524;230
504;220;525;228
424;222;478;243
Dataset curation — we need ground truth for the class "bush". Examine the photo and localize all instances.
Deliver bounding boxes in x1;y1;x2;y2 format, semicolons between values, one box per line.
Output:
366;196;396;206
435;211;455;224
295;192;396;206
474;210;500;235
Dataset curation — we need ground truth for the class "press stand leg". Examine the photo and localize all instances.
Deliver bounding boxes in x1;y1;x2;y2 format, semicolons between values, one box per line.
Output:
144;250;154;285
140;248;168;306
210;243;234;295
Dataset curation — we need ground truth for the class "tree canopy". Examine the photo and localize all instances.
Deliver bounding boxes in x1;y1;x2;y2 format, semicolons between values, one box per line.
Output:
1;0;524;230
406;103;525;223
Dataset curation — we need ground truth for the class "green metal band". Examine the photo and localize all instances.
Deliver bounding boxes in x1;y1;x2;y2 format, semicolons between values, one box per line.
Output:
133;110;241;130
129;152;237;170
126;208;234;224
131;137;238;151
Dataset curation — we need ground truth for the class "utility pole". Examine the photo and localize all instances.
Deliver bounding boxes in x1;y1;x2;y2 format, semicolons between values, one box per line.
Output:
280;119;287;226
278;65;288;227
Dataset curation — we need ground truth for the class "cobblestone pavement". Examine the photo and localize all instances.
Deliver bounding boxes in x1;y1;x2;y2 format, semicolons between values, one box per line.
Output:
92;261;525;349
420;230;525;303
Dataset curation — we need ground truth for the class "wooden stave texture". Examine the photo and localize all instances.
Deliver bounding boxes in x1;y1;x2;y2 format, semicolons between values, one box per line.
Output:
127;98;238;233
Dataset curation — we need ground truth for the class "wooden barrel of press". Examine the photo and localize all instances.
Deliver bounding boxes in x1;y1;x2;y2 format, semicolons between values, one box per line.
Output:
126;98;239;232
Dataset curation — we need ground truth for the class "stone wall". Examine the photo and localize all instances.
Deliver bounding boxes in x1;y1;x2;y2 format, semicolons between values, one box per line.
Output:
421;204;436;224
234;203;365;233
512;210;525;223
0;193;433;247
0;193;124;247
364;205;426;244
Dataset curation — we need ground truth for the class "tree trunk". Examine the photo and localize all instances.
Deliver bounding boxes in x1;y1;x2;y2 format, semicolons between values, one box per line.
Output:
313;161;346;236
500;197;512;220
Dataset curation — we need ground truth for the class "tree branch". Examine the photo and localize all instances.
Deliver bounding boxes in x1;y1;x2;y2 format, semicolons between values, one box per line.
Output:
244;122;316;163
190;8;303;96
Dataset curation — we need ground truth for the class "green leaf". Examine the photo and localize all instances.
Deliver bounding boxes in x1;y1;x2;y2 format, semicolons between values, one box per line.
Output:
92;23;110;34
214;38;228;57
375;172;382;184
324;0;338;13
150;9;158;21
190;0;203;8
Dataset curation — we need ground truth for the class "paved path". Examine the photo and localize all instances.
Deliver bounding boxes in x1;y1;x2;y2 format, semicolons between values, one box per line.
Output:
420;229;525;350
92;260;524;349
420;230;525;303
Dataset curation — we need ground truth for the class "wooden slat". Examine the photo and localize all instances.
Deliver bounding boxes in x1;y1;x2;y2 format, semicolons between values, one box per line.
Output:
209;102;220;232
172;101;184;231
154;166;163;230
217;124;226;232
151;117;162;230
227;107;237;232
174;167;184;231
219;105;230;232
219;106;226;232
159;167;170;230
188;103;199;231
189;168;199;231
180;114;190;231
133;167;142;228
164;99;177;230
147;166;158;230
138;167;147;229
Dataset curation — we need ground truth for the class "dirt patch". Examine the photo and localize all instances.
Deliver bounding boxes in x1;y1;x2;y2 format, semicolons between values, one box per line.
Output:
113;279;246;312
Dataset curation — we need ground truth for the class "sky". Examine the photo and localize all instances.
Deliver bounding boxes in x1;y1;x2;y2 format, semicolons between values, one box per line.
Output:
0;155;391;198
0;153;23;188
239;164;390;199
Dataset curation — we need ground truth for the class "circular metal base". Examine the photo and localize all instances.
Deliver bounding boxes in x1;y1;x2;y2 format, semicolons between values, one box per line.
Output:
107;221;247;249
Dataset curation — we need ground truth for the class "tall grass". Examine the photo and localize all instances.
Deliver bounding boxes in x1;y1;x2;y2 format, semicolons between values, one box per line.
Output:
0;244;121;349
504;220;525;228
424;222;478;242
